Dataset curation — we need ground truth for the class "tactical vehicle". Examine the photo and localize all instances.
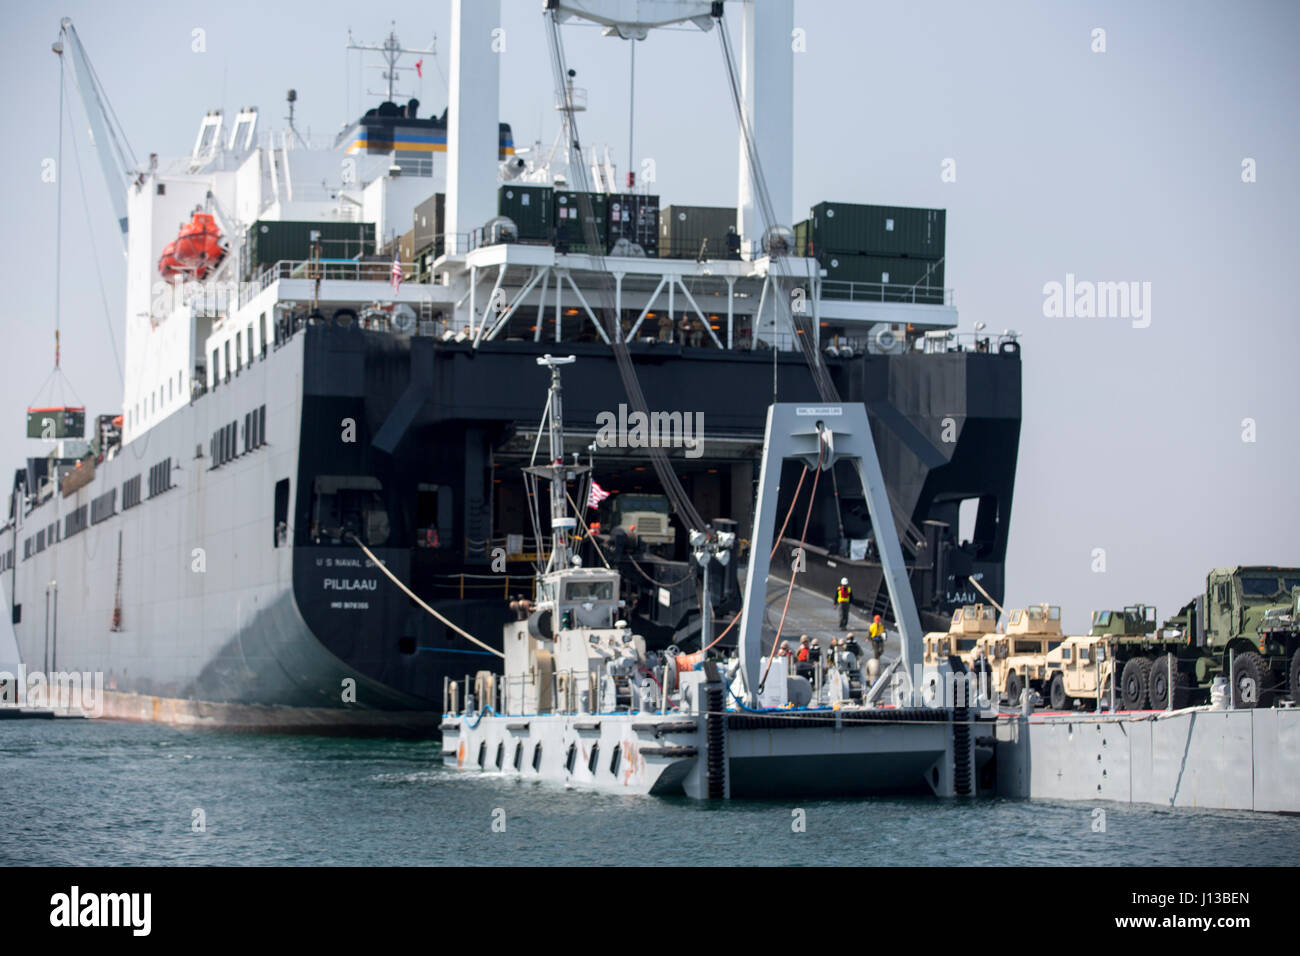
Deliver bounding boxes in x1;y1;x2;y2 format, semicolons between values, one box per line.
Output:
975;604;1063;704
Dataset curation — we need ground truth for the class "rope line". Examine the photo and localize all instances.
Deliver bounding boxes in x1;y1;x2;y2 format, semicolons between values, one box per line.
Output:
347;533;503;659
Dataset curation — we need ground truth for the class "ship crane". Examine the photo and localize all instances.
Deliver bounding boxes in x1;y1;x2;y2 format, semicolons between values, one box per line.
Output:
53;18;137;248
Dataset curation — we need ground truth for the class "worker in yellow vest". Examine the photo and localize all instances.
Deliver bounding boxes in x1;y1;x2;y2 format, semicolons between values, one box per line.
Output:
868;614;886;659
834;577;852;628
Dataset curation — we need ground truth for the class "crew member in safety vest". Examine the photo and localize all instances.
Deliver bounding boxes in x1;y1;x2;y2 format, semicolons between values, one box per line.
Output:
868;614;886;658
834;578;852;628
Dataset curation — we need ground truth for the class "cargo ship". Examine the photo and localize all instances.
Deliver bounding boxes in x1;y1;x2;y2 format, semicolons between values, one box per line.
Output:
1;4;1020;732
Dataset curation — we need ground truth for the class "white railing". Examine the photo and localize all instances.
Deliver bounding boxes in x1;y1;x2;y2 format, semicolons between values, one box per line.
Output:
819;279;953;306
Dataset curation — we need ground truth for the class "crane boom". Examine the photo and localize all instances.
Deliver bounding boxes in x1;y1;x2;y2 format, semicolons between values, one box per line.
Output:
57;18;134;246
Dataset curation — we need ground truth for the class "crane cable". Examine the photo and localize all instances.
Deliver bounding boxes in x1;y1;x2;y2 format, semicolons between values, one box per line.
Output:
758;429;824;692
543;9;706;533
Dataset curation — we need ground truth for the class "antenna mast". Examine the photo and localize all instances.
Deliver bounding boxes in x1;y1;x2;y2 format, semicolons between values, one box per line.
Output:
346;22;432;103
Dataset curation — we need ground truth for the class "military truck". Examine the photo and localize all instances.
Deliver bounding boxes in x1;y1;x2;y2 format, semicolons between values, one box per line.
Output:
1057;569;1300;710
1150;567;1300;709
1042;605;1156;711
602;492;677;548
921;604;997;667
975;604;1063;705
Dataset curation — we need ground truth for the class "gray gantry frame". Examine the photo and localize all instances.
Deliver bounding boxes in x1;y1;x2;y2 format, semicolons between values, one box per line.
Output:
737;403;924;706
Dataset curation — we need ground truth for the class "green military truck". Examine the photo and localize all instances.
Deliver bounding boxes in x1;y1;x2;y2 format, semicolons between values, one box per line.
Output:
1117;567;1300;709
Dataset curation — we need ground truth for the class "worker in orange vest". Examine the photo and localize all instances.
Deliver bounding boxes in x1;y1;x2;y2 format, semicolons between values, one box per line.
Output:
834;577;852;628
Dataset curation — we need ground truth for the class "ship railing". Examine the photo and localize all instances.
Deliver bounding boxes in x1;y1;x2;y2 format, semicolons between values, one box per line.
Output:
464;535;544;563
818;279;953;306
422;571;538;601
241;259;421;307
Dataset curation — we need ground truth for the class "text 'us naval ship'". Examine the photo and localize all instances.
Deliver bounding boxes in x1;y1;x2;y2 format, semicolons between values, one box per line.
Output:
2;2;1020;733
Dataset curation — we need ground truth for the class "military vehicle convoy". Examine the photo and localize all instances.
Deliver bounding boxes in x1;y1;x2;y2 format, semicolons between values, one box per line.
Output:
923;566;1300;711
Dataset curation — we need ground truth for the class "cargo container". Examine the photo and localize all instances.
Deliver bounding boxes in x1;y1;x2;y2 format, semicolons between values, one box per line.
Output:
794;219;811;257
810;202;945;259
243;220;376;281
819;253;944;303
26;407;85;440
605;193;659;256
497;184;551;242
658;205;738;260
413;193;446;254
553;190;607;254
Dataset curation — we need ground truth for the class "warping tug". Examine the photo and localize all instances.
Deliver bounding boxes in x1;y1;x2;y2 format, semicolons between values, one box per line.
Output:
2;3;1020;732
443;357;974;798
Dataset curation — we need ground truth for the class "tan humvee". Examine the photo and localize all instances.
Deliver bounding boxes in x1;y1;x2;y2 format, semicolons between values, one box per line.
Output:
1044;633;1118;710
922;604;998;668
975;604;1063;704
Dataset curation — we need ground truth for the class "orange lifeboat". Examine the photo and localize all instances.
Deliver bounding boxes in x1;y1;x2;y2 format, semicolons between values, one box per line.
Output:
157;211;225;280
157;240;183;280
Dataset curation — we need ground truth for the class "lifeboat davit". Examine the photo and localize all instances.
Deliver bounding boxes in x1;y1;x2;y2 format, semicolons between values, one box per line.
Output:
157;211;225;280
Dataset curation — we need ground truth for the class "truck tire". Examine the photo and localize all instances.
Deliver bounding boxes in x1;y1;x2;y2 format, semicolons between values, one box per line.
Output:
1049;672;1071;711
1121;657;1151;710
1148;653;1189;710
1290;648;1300;704
1004;671;1022;706
1231;651;1269;708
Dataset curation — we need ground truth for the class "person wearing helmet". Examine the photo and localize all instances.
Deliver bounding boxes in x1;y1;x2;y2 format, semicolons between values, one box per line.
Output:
868;613;886;659
834;577;852;628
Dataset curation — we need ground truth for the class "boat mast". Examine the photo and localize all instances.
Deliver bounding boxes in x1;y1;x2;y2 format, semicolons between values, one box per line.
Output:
538;355;576;574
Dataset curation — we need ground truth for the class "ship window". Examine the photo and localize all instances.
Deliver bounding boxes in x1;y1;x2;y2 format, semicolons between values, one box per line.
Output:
565;743;577;774
609;745;621;776
565;580;613;601
587;743;600;774
156;183;165;195
273;479;289;547
259;314;268;358
223;342;231;384
513;742;523;771
247;325;255;362
309;476;389;546
531;743;542;772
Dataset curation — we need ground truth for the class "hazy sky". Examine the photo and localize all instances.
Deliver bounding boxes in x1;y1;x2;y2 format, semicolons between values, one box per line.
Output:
2;0;1297;632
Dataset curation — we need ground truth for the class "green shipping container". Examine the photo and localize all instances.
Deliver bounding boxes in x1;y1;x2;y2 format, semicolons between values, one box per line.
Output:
413;194;446;252
27;407;85;440
498;185;552;242
658;205;738;260
553;191;606;253
810;202;945;259
244;220;376;280
819;254;945;303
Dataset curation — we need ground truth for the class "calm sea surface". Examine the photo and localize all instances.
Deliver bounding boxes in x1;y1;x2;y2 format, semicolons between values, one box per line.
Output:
3;718;1297;867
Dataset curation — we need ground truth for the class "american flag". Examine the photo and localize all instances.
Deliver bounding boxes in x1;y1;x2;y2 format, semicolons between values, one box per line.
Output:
390;255;402;295
587;481;610;509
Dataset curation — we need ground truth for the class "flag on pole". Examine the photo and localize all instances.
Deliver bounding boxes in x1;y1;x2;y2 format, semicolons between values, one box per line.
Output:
415;58;423;79
390;255;402;295
587;481;610;509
